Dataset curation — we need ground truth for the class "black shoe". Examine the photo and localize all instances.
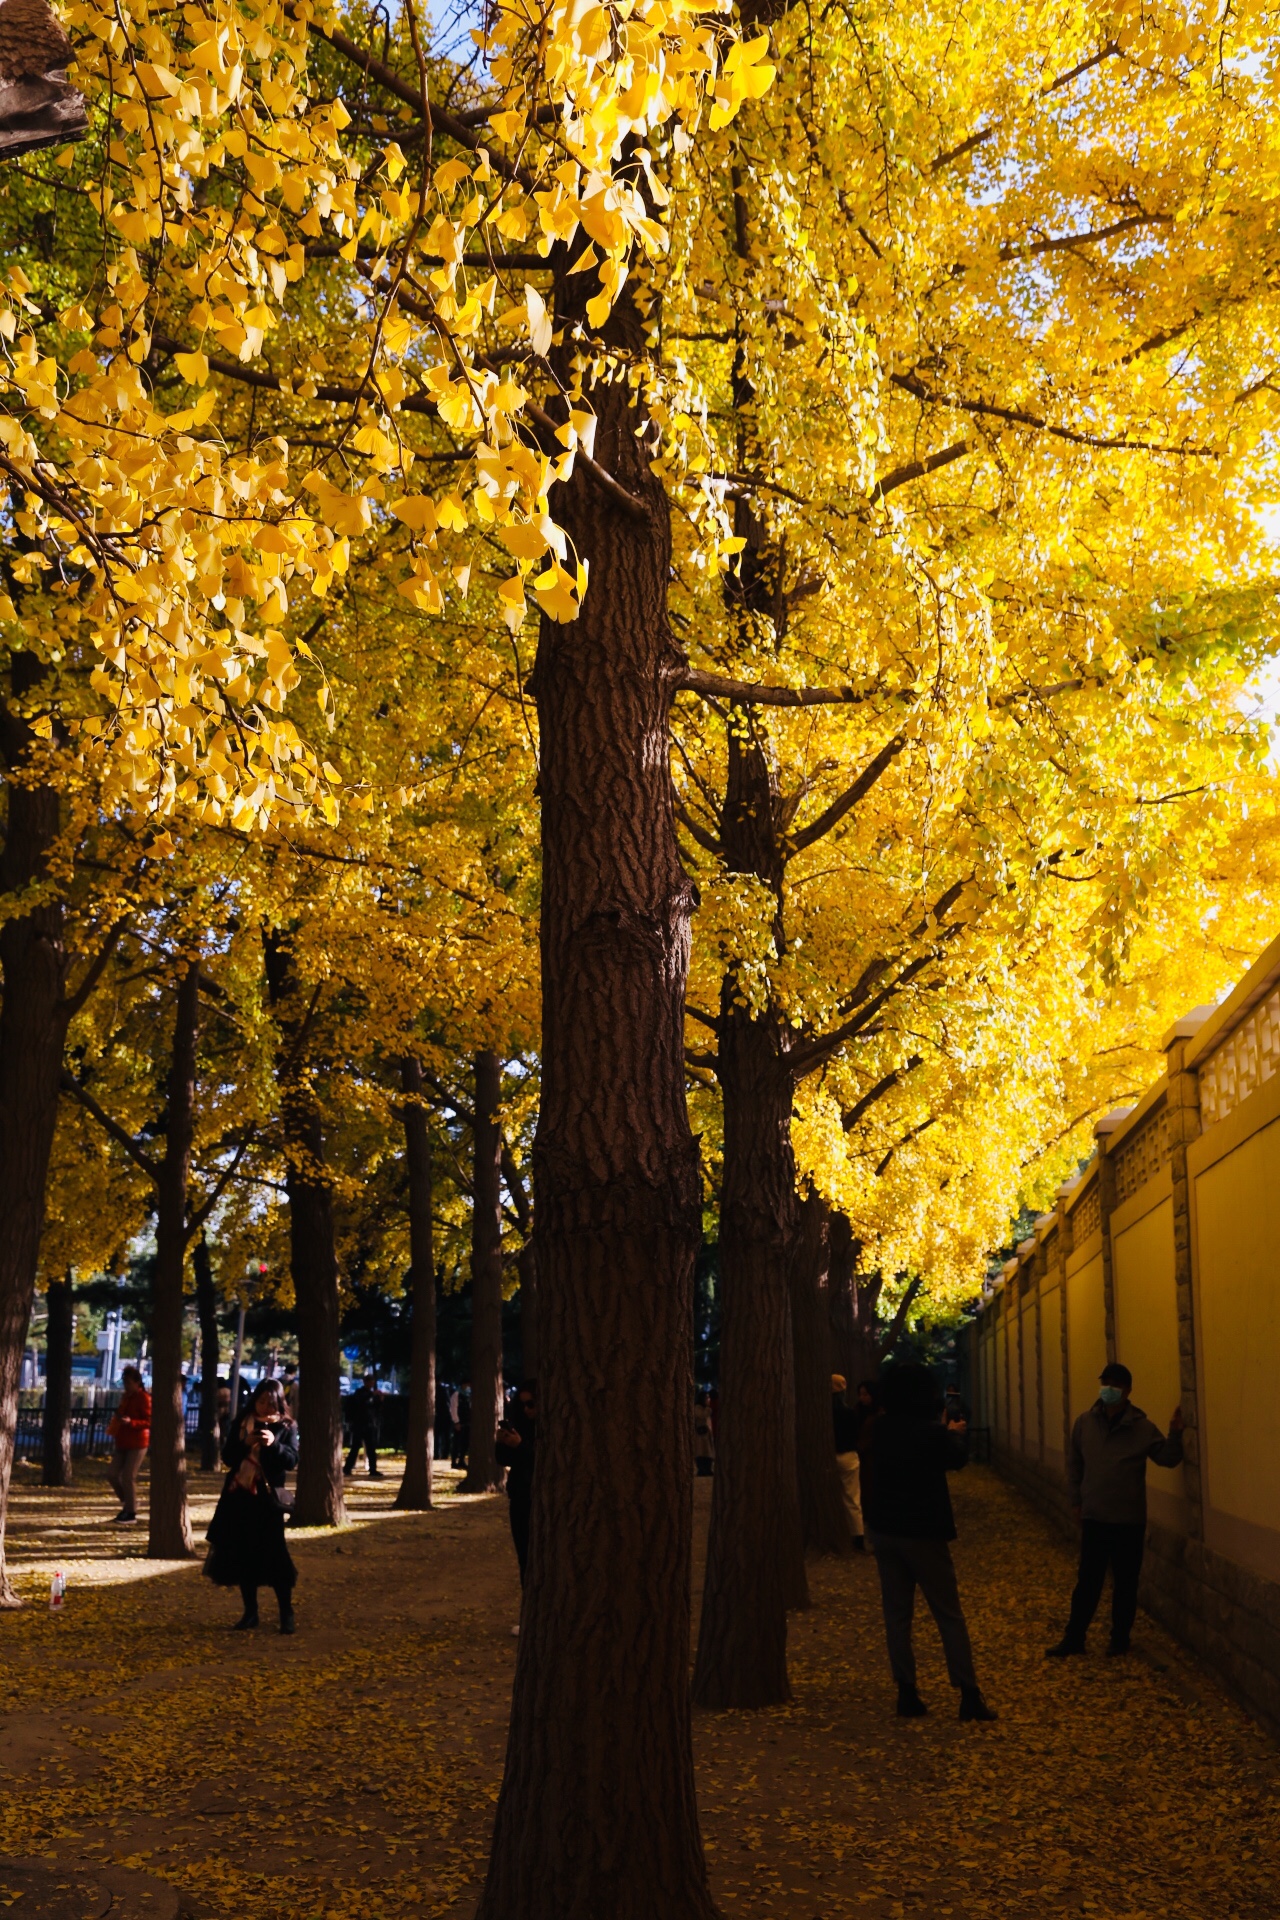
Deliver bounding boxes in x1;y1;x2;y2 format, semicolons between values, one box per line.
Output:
959;1687;998;1723
368;1471;385;1480
852;1535;866;1553
1045;1639;1085;1658
896;1683;928;1717
232;1612;259;1631
279;1610;296;1635
1105;1640;1131;1658
110;1512;137;1526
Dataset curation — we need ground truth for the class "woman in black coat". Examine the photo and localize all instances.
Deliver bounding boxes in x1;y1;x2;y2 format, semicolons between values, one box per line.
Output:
204;1379;299;1633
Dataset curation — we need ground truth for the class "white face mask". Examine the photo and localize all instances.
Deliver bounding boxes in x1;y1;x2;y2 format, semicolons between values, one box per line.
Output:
1098;1385;1124;1407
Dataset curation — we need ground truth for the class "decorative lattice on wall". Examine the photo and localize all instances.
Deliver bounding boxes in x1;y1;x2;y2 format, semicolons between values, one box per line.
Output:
1113;1102;1171;1204
1071;1177;1102;1245
1199;984;1280;1128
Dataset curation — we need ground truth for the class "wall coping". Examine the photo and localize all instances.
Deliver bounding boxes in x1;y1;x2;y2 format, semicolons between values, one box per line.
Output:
1185;927;1280;1072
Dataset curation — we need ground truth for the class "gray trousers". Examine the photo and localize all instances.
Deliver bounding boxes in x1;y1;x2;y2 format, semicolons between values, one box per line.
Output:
870;1533;978;1689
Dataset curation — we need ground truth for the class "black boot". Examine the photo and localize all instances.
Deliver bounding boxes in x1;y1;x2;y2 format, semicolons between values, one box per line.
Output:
1045;1638;1085;1658
232;1610;258;1630
959;1687;997;1722
896;1683;928;1717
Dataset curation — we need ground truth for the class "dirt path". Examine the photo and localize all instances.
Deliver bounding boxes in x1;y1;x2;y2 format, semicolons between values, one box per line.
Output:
1;1459;1277;1918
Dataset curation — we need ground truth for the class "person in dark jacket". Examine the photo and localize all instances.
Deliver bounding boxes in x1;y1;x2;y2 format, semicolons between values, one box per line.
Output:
863;1363;995;1722
496;1380;536;1614
1047;1361;1184;1659
203;1379;299;1633
343;1372;384;1479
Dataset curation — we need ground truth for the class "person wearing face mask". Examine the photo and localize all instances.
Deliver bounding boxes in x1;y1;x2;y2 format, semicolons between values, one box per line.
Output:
1047;1362;1184;1660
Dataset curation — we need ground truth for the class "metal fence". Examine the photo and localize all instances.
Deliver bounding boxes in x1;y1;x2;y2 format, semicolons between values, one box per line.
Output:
13;1396;207;1465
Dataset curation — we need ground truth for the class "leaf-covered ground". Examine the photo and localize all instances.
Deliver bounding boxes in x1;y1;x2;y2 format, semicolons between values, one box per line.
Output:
1;1460;1276;1918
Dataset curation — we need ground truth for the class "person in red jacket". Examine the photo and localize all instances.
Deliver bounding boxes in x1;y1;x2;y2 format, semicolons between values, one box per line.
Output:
107;1364;151;1524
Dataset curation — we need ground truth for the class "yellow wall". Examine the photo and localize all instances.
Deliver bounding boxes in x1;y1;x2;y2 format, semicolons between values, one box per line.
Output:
1066;1252;1106;1428
1112;1198;1181;1425
1196;1115;1280;1545
1041;1283;1064;1466
1111;1196;1186;1529
1021;1297;1040;1457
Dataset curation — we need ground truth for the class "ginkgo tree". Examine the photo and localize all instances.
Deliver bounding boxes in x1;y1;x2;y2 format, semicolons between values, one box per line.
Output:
652;0;1280;1714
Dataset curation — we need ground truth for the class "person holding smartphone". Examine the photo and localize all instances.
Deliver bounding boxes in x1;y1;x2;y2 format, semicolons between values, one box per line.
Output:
203;1378;299;1633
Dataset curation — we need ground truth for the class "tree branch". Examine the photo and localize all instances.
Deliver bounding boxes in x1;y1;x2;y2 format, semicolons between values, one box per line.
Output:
788;731;908;854
674;798;722;856
999;211;1170;261
889;371;1216;457
678;669;887;709
929;42;1121;174
501;1143;532;1236
841;1056;923;1132
879;1273;924;1351
872;441;970;499
61;914;129;1020
875;1118;937;1179
60;1070;160;1182
187;1131;256;1237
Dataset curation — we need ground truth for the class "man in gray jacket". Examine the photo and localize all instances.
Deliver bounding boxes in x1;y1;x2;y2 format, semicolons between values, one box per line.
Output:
1046;1362;1184;1659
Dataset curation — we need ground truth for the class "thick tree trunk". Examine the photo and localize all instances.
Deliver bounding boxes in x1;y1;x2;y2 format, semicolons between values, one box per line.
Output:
284;1111;344;1526
516;1235;538;1380
395;1055;436;1511
148;961;199;1557
828;1214;883;1387
193;1231;221;1470
0;658;69;1604
694;718;808;1707
41;1271;73;1486
461;1049;504;1494
476;307;713;1920
694;1006;801;1707
790;1193;850;1555
265;934;345;1529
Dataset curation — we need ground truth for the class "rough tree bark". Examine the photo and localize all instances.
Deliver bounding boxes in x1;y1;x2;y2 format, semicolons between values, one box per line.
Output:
0;655;70;1604
693;718;807;1709
148;959;199;1557
264;933;344;1528
789;1192;850;1555
475;284;713;1920
41;1270;73;1486
394;1054;436;1511
193;1231;221;1470
461;1049;504;1494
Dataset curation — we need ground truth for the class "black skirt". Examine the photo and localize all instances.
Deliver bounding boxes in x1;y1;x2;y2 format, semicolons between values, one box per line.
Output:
203;1475;297;1591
